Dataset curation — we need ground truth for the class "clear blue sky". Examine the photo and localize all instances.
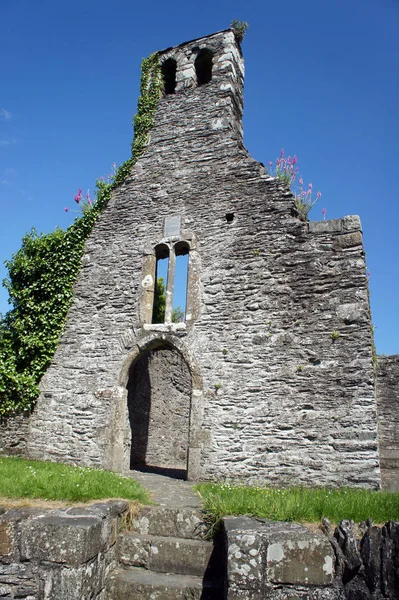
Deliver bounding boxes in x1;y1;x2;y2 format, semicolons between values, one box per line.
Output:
1;0;398;354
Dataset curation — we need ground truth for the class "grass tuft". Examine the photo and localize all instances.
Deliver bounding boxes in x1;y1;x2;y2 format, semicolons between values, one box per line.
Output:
196;483;399;526
0;456;150;504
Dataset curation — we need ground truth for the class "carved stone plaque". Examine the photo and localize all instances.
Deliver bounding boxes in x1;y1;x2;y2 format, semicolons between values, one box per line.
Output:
164;215;181;238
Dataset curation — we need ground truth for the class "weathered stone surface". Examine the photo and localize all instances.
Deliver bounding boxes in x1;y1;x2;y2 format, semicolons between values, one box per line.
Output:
25;29;379;488
106;568;222;600
380;521;399;598
266;534;334;586
20;514;104;565
0;522;13;557
376;355;399;490
118;532;214;577
40;552;116;600
0;413;30;457
360;525;382;593
334;521;362;584
224;516;335;598
0;562;38;599
0;502;125;600
330;519;399;599
132;506;207;539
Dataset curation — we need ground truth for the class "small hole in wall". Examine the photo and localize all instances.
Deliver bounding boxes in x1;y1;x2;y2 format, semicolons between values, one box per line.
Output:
225;213;235;223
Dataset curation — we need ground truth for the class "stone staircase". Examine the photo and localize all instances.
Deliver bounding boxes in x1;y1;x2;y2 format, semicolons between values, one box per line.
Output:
106;475;226;599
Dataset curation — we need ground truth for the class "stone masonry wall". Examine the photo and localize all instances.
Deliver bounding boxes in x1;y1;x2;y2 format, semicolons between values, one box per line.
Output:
27;29;380;487
0;501;128;600
377;355;399;491
0;414;30;457
225;516;399;599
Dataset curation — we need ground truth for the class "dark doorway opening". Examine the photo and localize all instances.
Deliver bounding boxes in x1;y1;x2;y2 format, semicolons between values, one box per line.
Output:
127;344;192;479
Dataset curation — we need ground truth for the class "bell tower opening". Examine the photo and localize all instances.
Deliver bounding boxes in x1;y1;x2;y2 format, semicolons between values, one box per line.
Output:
195;49;213;86
162;58;177;94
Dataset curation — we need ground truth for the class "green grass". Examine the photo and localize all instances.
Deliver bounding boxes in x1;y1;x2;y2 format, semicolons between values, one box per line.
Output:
196;483;399;525
0;456;150;503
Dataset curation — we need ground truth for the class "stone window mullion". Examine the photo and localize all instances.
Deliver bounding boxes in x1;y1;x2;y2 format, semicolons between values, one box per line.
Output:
164;249;176;323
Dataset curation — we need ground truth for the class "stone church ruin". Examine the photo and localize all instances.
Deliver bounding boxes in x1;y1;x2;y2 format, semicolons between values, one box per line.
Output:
2;29;398;489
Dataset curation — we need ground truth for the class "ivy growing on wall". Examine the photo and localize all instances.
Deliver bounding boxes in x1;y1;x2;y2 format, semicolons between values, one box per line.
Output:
0;54;163;418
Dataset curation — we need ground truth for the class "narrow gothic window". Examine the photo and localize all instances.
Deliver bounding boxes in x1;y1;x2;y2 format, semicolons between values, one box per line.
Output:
152;244;169;323
151;241;190;324
195;49;213;86
162;58;177;94
172;242;189;322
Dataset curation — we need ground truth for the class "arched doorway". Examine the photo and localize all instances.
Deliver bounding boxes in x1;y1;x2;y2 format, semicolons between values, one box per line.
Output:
127;343;192;479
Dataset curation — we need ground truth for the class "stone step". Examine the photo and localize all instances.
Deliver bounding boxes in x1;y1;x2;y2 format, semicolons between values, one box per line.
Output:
132;505;208;539
107;568;224;600
118;531;222;578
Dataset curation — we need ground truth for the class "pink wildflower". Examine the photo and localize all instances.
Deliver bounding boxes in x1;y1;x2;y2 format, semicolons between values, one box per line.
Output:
299;178;303;186
64;207;69;212
322;207;327;221
317;191;322;198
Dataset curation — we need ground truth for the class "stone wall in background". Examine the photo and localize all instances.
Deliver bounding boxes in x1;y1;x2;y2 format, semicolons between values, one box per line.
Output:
0;501;127;600
0;413;30;457
377;355;399;491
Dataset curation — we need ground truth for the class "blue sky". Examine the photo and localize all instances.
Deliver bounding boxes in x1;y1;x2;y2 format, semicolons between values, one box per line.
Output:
0;0;398;354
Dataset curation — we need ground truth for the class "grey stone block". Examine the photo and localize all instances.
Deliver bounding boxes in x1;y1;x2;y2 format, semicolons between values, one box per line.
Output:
118;532;214;577
20;514;104;565
224;517;334;593
133;506;207;539
107;568;222;600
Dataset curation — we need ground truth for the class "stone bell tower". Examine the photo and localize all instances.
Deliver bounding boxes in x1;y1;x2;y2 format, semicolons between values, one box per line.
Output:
28;29;381;488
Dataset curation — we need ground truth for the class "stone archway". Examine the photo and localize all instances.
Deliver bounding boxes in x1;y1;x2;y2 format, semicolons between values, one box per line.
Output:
127;343;192;479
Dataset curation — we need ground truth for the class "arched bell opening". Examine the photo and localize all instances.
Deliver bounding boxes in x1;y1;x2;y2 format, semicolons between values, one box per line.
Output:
162;58;177;95
126;342;192;479
195;49;213;86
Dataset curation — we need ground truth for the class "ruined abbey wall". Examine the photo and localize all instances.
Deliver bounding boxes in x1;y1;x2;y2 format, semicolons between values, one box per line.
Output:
22;30;380;487
376;355;399;491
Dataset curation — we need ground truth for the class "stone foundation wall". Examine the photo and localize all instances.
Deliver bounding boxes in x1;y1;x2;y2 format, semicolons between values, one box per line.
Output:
0;501;128;599
0;413;31;457
2;502;399;599
225;516;399;599
377;355;399;491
